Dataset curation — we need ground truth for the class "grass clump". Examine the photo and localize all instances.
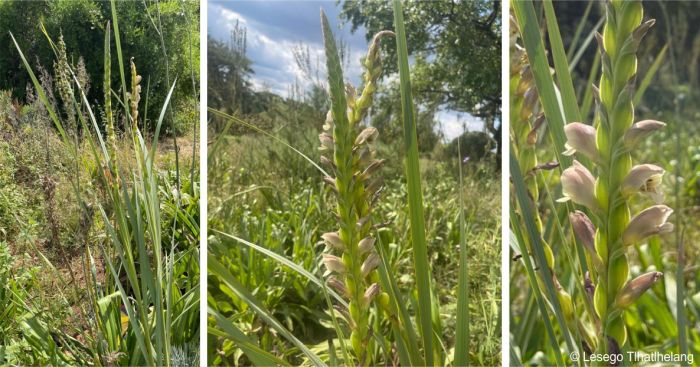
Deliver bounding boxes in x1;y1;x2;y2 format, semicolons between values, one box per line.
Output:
0;0;199;365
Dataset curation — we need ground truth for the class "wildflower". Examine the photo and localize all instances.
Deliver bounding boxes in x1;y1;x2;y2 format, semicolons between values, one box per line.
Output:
363;283;380;305
621;164;664;202
558;160;598;211
521;88;538;119
319;18;393;365
357;237;375;254
360;159;385;180
563;122;598;161
622;205;674;245
327;276;349;297
623;120;666;148
321;232;345;251
322;254;346;274
361;252;380;277
568;211;603;269
355;127;378;146
615;271;663;308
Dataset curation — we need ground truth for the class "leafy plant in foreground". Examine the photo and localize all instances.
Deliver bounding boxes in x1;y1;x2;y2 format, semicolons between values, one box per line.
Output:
512;0;676;365
558;0;670;358
9;0;200;364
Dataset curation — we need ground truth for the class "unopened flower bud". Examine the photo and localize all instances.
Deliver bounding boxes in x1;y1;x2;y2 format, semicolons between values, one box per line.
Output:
322;254;346;274
333;304;353;327
623;120;666;148
378;292;391;314
558;288;574;321
569;211;595;253
563;122;598;161
569;211;603;270
360;159;385;180
557;160;599;211
323;176;337;192
363;283;380;305
622;205;674;245
358;237;375;254
615;271;663;309
327;277;348;297
356;93;372;112
621;19;655;56
355;127;378;146
361;252;380;277
321;232;345;251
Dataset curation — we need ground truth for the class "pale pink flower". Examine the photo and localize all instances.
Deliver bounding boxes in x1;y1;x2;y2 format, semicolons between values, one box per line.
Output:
622;205;674;245
322;254;347;274
557;160;598;210
623;120;666;148
563;122;598;160
621;164;664;202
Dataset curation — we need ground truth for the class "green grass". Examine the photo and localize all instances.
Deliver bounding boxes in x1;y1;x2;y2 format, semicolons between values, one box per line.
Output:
0;1;199;365
207;4;500;365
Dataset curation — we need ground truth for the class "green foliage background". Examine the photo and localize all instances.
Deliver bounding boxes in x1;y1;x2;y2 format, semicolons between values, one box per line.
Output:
0;0;199;134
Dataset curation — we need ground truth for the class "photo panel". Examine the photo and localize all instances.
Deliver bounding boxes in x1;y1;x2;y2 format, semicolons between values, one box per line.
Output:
0;1;200;365
206;0;502;365
510;1;694;366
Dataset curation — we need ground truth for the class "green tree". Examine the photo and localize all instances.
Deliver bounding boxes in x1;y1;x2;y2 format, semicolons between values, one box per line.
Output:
370;82;440;154
444;131;495;163
207;21;254;117
0;0;199;135
0;0;53;98
340;0;501;152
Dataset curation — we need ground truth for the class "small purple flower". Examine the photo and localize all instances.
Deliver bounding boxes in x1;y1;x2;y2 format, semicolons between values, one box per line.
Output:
462;156;470;164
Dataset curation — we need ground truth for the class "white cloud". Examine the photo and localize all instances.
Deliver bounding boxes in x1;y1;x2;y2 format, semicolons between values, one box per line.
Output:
209;5;482;143
220;7;245;24
208;3;367;99
435;110;484;141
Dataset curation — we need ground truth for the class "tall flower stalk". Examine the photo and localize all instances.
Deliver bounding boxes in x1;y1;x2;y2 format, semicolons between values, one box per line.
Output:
559;0;671;359
510;10;582;346
318;11;393;366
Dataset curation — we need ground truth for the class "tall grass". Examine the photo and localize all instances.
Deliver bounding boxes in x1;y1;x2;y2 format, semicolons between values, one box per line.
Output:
8;0;199;365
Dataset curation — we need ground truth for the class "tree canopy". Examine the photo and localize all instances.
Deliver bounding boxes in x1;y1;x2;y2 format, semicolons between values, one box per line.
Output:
0;0;199;134
340;0;501;146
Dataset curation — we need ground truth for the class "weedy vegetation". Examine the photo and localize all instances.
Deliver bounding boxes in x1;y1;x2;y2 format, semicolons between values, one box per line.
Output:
207;1;500;366
510;0;698;365
0;1;199;365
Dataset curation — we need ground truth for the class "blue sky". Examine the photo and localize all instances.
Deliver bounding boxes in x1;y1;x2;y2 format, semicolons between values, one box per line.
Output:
208;1;483;140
